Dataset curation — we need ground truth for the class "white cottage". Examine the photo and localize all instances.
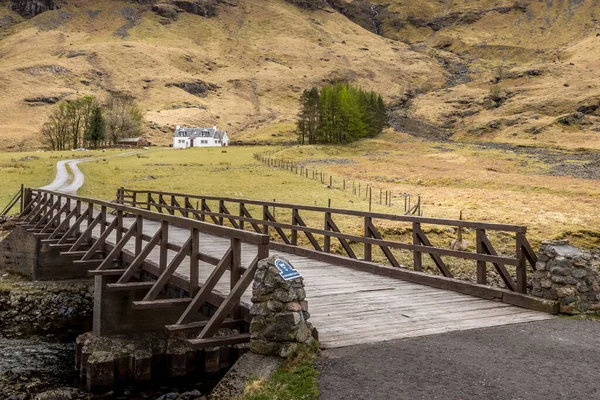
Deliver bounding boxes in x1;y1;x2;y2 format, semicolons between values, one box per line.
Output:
173;125;230;149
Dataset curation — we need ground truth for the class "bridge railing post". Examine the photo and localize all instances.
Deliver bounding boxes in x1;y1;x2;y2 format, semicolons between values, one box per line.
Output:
364;216;372;262
262;205;269;235
412;221;422;271
230;237;242;320
476;229;487;285
324;211;331;253
190;227;199;294
291;208;298;246
239;202;245;231
516;232;527;294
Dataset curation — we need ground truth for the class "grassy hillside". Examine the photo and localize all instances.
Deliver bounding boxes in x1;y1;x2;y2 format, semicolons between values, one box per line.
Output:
0;0;444;150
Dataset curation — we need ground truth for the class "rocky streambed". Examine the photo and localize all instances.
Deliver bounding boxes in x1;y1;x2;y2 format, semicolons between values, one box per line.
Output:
0;275;220;400
0;276;93;399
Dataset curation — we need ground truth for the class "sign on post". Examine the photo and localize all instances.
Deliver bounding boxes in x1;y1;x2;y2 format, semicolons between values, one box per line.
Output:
274;259;302;281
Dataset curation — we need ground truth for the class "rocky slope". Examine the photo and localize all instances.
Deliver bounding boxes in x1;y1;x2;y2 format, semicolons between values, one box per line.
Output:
0;0;444;149
0;0;599;150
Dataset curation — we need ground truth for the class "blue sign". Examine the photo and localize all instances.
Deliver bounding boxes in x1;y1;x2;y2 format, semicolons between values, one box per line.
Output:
275;259;301;281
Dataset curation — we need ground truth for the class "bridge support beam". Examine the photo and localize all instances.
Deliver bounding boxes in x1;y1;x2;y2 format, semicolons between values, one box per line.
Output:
93;273;190;335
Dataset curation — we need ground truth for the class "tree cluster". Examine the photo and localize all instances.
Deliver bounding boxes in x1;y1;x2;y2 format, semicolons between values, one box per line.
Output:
41;93;144;150
296;83;387;145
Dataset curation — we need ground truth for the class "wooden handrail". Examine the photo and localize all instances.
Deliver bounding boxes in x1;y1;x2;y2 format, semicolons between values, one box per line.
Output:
117;188;527;233
116;188;536;294
31;188;269;245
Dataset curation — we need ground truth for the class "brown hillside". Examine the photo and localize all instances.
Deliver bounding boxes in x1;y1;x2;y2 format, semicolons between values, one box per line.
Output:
0;0;444;150
1;0;599;150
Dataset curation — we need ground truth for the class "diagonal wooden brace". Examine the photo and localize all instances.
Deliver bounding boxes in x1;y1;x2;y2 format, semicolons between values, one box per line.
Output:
177;247;233;325
142;237;192;301
117;227;163;283
96;220;138;270
197;255;260;340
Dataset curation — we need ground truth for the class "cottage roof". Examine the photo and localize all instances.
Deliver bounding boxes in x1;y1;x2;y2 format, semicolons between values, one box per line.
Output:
175;126;226;139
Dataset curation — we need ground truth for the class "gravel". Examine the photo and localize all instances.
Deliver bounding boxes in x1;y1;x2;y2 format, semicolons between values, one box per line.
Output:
318;318;600;400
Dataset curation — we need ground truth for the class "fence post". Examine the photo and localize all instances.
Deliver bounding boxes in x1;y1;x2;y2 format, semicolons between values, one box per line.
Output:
364;216;372;262
476;229;486;285
239;202;245;231
324;211;331;253
412;222;422;271
516;232;527;293
291;208;298;245
262;205;269;235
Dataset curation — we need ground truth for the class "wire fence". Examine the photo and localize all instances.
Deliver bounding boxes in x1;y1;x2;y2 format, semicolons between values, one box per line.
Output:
254;151;422;216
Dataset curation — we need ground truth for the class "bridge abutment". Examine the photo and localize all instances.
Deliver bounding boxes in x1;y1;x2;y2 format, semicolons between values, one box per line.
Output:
0;226;91;280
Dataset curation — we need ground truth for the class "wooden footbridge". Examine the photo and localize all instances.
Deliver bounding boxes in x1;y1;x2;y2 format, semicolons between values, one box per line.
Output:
9;187;555;349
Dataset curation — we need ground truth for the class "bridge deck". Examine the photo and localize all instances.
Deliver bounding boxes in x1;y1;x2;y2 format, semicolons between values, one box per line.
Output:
90;215;553;349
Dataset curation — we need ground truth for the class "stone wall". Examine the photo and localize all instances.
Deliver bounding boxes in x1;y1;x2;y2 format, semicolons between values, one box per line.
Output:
249;256;318;358
532;240;600;314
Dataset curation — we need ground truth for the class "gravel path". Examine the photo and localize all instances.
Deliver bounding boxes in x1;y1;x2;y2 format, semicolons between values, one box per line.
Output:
318;318;600;400
39;151;145;194
39;160;84;194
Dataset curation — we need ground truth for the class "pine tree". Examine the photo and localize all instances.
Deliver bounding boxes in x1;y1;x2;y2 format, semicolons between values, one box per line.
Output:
85;105;106;148
295;83;386;145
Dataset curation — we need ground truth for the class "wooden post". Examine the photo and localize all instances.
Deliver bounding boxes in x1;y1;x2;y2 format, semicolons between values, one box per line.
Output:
343;179;346;191
412;222;422;272
147;193;152;211
516;232;527;293
369;187;372;212
291;208;298;245
364;216;372;262
231;238;242;319
132;192;137;208
239;203;245;231
329;175;332;187
218;200;225;225
135;215;143;255
160;221;169;273
116;210;123;242
358;183;361;197
476;229;486;285
190;227;199;294
389;191;393;207
19;184;24;214
380;188;382;205
183;197;190;218
324;211;331;253
262;205;269;235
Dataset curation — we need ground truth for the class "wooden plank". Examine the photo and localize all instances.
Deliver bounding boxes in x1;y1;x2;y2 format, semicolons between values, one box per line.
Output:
106;282;155;291
88;269;128;276
165;318;245;332
188;333;250;349
132;298;192;309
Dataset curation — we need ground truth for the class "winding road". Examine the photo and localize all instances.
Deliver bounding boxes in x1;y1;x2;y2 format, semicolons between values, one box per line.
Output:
39;151;145;194
39;160;85;194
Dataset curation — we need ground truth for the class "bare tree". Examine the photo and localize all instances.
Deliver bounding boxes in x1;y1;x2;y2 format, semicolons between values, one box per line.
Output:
104;93;144;144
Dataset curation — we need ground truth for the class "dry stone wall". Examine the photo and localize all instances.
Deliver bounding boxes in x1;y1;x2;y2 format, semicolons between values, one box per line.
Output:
532;240;600;314
250;256;318;358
